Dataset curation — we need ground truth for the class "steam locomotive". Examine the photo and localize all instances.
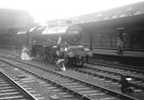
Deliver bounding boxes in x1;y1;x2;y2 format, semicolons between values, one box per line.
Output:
29;25;92;68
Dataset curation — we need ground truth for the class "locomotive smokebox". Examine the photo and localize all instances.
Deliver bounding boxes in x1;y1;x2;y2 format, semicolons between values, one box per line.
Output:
116;27;125;32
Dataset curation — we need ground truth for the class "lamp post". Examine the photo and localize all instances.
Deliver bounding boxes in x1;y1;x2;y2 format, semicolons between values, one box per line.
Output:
26;31;30;48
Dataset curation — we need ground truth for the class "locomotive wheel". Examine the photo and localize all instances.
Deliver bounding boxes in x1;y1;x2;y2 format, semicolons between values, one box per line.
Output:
64;57;74;68
75;57;84;67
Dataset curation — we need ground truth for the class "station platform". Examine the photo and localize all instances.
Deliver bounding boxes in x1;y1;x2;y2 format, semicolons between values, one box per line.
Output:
0;48;144;59
93;49;144;58
0;49;20;58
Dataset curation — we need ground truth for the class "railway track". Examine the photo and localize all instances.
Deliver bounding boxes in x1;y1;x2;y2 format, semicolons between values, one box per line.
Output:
83;63;144;87
75;64;144;89
0;62;82;100
71;63;144;99
86;58;144;83
0;56;139;100
0;69;37;100
88;59;144;74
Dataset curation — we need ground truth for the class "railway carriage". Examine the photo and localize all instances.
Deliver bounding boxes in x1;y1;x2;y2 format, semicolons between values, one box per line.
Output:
66;13;144;53
65;13;144;66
